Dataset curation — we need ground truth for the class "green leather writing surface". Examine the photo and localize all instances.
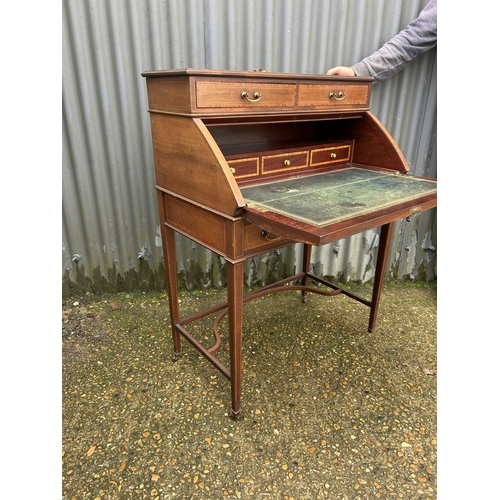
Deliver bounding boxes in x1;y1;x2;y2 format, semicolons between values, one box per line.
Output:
241;168;437;227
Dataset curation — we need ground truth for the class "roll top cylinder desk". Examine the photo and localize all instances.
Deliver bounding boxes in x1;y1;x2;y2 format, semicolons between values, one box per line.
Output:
141;69;437;418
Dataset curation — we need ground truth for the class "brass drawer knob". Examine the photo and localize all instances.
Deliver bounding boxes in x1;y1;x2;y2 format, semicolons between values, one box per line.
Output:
230;167;236;174
330;153;337;159
283;159;291;166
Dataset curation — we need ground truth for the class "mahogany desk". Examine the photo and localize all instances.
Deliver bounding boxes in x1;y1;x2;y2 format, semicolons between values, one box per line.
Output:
141;69;437;417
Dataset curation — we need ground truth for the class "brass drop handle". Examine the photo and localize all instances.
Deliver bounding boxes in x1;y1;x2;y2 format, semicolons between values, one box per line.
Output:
330;152;337;159
329;91;346;101
241;91;262;102
283;159;291;166
261;230;282;241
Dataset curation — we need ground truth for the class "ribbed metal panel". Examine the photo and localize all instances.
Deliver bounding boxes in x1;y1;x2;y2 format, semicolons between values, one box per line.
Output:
62;0;437;295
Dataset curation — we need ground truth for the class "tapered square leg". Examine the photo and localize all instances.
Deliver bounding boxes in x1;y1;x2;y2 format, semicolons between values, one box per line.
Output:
226;260;244;417
160;223;182;358
368;222;394;332
301;243;313;303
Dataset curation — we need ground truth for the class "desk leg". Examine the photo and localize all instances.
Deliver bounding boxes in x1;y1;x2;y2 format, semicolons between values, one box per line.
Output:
160;224;182;359
368;222;395;333
301;243;313;303
227;260;244;418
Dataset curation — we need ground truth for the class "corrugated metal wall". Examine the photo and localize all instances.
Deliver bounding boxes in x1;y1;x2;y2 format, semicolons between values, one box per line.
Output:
62;0;437;297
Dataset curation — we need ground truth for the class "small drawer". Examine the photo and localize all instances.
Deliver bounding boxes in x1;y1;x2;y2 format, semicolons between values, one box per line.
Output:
310;145;352;167
244;223;283;251
262;151;309;175
195;80;297;110
298;83;371;109
227;157;259;179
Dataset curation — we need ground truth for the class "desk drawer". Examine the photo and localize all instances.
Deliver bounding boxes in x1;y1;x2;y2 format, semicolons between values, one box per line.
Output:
227;157;259;179
310;144;352;167
244;222;285;252
262;150;309;175
195;81;297;111
298;83;371;109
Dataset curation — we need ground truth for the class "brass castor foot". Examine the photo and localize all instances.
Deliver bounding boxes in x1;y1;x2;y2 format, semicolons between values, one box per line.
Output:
172;353;182;362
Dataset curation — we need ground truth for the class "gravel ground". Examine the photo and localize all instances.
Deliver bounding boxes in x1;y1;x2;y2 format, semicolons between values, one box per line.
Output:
62;281;437;499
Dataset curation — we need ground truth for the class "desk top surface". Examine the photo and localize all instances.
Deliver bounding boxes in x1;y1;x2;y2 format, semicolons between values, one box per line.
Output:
240;167;437;227
141;68;374;83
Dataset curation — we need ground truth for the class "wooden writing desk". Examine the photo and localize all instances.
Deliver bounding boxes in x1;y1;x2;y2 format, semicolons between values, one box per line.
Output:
141;69;437;417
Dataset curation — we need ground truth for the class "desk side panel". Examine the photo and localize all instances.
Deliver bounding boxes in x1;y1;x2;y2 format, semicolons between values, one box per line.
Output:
149;114;245;216
145;77;192;114
316;113;409;173
354;113;409;172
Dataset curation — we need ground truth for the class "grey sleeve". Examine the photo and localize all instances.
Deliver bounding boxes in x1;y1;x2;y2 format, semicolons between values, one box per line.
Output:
351;0;437;81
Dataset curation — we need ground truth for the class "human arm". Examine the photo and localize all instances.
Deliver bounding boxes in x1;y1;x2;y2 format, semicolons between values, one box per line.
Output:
327;0;437;81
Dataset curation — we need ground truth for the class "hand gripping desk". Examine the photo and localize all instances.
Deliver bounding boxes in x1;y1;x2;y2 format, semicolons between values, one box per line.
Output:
141;69;437;418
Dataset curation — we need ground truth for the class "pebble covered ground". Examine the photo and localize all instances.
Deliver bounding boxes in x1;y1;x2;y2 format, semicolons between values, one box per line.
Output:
62;281;437;499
